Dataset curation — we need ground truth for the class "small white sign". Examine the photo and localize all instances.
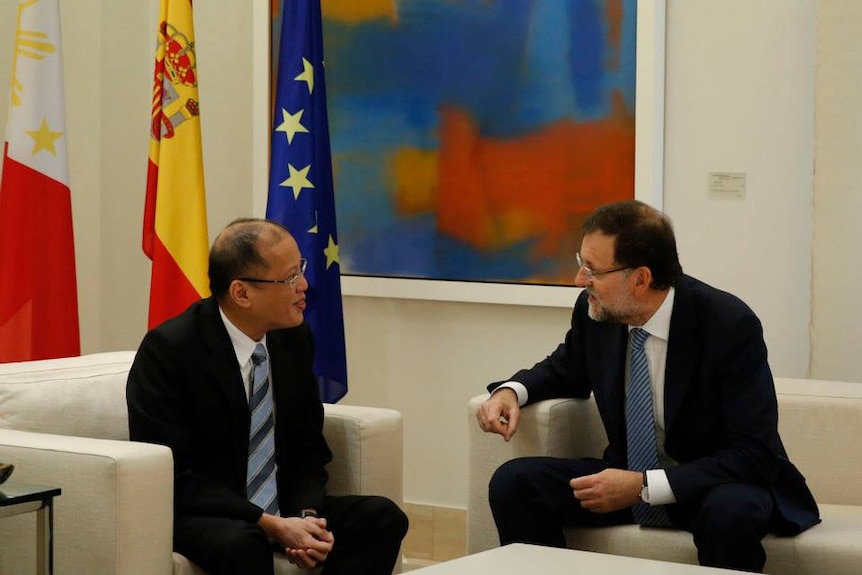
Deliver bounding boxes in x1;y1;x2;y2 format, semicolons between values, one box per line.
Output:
708;172;746;199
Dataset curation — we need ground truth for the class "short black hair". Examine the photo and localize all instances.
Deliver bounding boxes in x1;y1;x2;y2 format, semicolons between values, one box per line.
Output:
208;218;290;299
581;200;683;290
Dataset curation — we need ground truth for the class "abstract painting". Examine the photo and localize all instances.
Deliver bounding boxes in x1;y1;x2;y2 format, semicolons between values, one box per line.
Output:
274;0;637;287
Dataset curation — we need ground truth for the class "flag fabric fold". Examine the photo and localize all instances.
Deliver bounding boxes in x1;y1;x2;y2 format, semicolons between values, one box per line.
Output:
267;0;348;403
0;0;79;362
144;0;209;330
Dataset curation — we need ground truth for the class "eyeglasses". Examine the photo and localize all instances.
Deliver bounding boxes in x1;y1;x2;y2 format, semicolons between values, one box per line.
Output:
238;258;307;287
576;253;630;281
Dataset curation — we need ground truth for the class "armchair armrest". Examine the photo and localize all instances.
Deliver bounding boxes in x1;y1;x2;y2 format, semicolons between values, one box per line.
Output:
0;428;174;575
466;394;606;553
323;403;404;507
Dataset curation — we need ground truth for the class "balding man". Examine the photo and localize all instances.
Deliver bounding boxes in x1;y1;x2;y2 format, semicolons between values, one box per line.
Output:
128;218;407;575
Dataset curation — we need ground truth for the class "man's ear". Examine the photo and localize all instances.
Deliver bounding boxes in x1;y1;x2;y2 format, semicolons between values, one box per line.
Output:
229;279;252;309
633;266;653;294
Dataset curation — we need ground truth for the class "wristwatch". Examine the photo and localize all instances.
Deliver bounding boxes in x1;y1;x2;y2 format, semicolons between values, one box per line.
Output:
639;471;650;504
298;509;319;519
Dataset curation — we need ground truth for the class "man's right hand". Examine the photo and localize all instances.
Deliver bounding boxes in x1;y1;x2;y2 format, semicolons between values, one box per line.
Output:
258;513;334;568
476;388;521;442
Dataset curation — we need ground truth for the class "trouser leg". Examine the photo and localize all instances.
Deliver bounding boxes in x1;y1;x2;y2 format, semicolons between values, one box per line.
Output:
174;515;274;575
686;483;773;573
488;457;633;548
320;494;408;575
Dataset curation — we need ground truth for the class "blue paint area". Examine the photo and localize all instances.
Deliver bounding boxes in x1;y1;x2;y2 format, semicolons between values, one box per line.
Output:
334;150;395;228
619;0;638;112
341;213;556;282
567;0;606;118
343;215;440;277
435;235;555;283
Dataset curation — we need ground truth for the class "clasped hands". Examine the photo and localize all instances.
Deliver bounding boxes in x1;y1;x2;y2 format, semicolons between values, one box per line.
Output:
259;513;334;568
477;391;642;512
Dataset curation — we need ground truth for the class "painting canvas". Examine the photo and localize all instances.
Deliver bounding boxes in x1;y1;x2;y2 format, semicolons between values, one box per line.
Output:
273;0;637;287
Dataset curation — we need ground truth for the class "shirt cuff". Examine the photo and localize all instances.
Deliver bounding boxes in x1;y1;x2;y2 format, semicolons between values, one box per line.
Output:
493;381;528;407
645;469;677;505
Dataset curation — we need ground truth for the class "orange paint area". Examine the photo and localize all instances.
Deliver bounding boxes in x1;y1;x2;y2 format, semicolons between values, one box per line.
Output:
322;0;397;24
390;147;438;215
436;96;634;264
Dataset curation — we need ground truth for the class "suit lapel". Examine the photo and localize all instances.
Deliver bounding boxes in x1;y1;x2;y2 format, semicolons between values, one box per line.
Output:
200;300;249;408
198;299;252;472
664;277;698;435
267;332;298;420
592;322;629;458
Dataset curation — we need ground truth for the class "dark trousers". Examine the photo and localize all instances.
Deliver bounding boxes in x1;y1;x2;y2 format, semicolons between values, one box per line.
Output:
488;456;775;573
175;495;408;575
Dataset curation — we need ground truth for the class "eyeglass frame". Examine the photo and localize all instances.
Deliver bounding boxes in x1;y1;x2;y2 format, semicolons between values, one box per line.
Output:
237;258;308;287
576;252;631;281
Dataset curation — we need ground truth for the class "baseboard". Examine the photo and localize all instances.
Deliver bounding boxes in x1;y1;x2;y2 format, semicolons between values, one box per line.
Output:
402;502;466;562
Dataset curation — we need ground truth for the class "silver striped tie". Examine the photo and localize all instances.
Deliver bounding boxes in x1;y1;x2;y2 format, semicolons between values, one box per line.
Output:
247;343;280;516
626;328;671;527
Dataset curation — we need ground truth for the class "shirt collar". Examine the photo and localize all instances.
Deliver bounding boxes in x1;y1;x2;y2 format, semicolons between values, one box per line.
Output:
630;287;675;342
218;305;266;368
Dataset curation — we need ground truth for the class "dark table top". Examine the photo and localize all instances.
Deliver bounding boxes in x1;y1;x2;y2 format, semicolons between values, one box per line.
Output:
0;482;62;506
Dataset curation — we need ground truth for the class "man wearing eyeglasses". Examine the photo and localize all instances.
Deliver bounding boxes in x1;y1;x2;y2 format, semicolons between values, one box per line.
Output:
475;200;819;573
127;218;407;575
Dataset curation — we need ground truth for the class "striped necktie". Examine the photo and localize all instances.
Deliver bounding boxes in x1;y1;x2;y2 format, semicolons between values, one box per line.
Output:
247;343;280;516
626;328;671;527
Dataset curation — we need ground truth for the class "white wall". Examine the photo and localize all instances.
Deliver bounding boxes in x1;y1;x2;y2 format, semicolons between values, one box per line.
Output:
810;0;862;381
663;0;815;378
2;0;850;511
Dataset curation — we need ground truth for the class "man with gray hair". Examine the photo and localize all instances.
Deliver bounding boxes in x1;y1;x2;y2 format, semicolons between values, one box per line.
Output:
476;200;819;572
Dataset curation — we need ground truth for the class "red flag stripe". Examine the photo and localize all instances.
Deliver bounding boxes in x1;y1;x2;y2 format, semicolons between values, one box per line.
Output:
0;145;79;361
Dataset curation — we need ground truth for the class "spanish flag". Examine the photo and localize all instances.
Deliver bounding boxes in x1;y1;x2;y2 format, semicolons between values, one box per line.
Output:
144;0;209;330
0;0;80;362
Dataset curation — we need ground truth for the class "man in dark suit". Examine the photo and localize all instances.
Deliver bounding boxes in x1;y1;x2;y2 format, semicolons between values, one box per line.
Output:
476;200;819;573
127;218;407;575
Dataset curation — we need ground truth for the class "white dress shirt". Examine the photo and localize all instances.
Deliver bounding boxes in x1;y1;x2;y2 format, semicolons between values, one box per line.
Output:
219;306;268;402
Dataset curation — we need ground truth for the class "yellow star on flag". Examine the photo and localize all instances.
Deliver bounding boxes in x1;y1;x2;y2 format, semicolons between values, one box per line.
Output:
26;118;64;156
295;57;314;94
276;108;309;144
280;163;314;199
324;234;340;269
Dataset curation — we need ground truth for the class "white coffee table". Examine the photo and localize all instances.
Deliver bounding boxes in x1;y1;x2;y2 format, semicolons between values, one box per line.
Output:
409;543;745;574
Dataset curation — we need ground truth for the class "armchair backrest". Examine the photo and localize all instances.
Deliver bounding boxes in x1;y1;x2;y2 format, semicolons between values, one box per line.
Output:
0;351;135;440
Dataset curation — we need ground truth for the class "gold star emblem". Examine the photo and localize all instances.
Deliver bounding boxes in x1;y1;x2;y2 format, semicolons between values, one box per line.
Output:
276;108;309;144
295;57;314;94
324;235;340;269
26;118;63;156
280;163;314;199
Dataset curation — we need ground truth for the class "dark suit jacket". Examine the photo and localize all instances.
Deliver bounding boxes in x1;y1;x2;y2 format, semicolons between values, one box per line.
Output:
127;297;332;524
492;275;820;535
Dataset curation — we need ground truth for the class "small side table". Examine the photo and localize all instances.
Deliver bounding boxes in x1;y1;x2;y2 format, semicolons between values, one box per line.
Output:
0;482;62;575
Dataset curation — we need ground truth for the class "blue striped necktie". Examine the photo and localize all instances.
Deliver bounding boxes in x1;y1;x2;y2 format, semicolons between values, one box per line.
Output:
626;328;671;527
247;343;280;516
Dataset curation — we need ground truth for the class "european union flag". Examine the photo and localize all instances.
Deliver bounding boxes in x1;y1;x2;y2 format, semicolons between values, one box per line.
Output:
267;0;347;403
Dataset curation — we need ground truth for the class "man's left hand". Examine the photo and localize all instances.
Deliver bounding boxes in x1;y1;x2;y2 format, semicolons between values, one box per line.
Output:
570;469;642;513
